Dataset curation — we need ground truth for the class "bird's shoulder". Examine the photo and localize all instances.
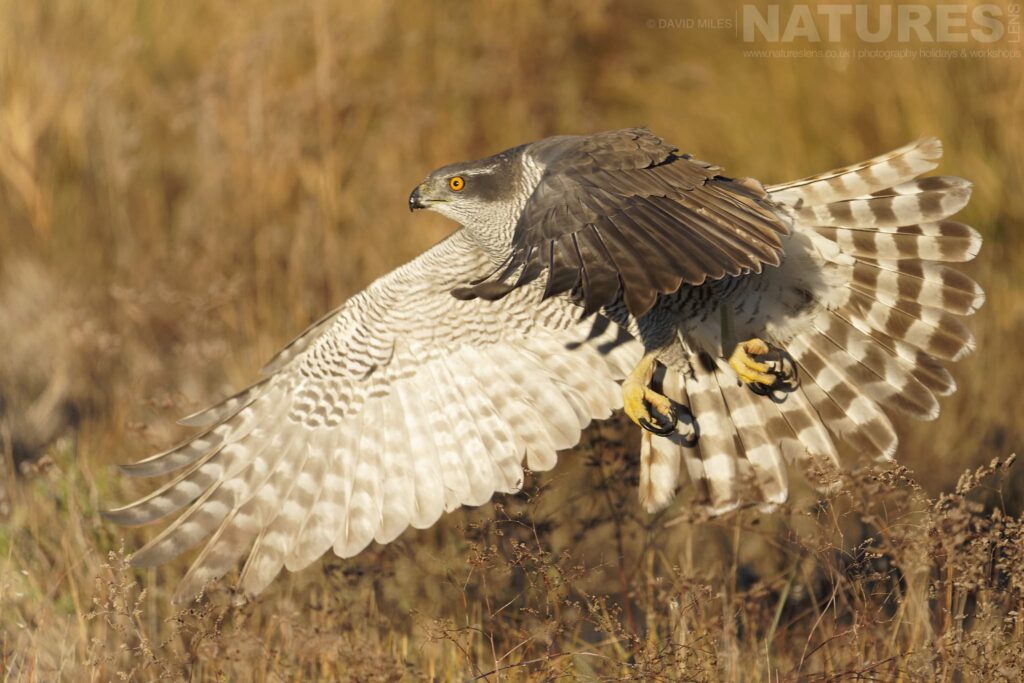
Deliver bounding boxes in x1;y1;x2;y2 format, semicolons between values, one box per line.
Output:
527;127;678;174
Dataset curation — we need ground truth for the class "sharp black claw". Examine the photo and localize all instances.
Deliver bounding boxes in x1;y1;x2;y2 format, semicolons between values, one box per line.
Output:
749;344;800;396
638;401;677;435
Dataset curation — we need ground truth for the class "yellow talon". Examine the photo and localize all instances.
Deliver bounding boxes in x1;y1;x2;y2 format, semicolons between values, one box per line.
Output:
728;338;776;386
622;352;676;435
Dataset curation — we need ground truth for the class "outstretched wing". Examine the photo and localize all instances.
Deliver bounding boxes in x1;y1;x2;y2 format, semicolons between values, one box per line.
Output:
454;128;790;317
106;230;642;601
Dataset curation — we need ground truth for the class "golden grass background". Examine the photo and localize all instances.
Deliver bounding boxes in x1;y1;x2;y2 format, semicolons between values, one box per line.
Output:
1;0;1022;680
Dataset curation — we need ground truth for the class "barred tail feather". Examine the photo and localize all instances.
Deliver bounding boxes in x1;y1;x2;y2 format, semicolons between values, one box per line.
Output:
849;259;985;316
787;334;899;459
713;358;789;507
758;137;983;476
656;353;792;514
769;384;839;467
809;221;982;262
809;310;939;420
682;353;742;513
639;430;682;514
651;363;704;510
767;137;943;207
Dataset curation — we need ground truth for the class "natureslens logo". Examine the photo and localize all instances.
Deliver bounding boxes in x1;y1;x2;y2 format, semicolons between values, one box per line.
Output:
647;4;1021;59
741;4;1017;43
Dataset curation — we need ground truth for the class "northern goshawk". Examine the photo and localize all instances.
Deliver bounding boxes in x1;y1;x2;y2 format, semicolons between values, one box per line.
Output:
106;129;983;601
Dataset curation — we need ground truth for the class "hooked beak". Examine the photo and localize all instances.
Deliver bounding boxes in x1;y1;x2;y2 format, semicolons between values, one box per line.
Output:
408;183;428;212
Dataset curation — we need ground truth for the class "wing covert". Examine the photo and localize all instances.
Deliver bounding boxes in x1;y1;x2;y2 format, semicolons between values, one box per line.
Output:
454;128;791;317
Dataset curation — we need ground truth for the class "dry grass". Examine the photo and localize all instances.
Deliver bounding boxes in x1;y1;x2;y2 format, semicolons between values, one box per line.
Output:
1;0;1022;680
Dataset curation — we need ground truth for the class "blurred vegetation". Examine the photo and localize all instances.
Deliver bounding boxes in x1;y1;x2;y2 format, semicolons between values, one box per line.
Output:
0;0;1021;680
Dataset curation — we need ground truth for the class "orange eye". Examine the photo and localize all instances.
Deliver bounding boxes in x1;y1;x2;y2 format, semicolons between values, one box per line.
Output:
449;176;465;191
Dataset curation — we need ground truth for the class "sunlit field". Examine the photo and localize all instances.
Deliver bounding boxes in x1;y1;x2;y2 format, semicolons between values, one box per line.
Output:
1;1;1022;680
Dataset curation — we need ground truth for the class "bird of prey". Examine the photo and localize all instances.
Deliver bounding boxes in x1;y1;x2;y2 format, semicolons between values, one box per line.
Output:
106;129;983;602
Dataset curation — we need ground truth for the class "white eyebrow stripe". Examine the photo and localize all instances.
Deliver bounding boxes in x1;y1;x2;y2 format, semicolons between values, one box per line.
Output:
460;166;498;176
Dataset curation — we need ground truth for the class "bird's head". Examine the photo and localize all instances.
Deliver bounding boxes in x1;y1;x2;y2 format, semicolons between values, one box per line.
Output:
409;145;530;226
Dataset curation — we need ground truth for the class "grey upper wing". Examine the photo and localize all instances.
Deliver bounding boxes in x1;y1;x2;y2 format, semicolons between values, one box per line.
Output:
105;229;642;601
454;128;791;317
